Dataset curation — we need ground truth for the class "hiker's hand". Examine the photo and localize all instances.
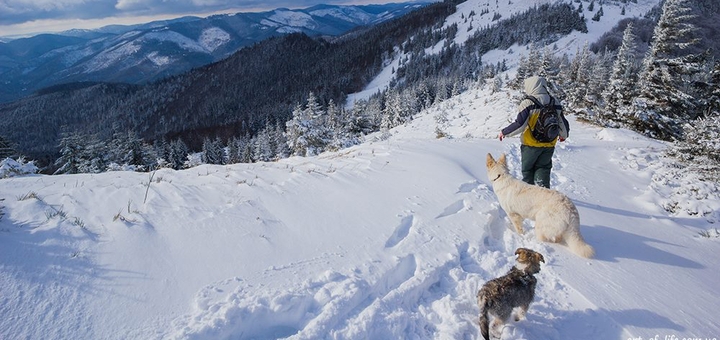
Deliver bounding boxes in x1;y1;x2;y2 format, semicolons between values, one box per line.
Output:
498;132;504;141
559;137;565;142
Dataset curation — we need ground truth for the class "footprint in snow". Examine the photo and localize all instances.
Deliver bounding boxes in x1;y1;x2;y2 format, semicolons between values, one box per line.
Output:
384;215;414;248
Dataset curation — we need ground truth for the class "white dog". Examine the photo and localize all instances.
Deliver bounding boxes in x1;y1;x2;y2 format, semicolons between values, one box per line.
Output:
486;153;594;258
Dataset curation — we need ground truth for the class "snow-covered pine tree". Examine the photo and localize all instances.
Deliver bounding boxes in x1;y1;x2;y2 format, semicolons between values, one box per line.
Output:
512;54;531;89
54;131;86;175
253;129;273;162
491;74;503;94
272;123;290;160
667;113;720;180
240;140;254;163
526;45;541;76
82;135;109;173
381;90;404;130
286;93;331;157
538;46;559;82
285;103;310;157
154;139;172;168
601;22;640;126
326;100;343;152
121;131;154;171
566;43;593;113
202;137;225;165
169;138;189;170
633;0;703;141
227;137;241;164
347;100;374;136
586;49;613;109
303;92;331;156
710;61;720;115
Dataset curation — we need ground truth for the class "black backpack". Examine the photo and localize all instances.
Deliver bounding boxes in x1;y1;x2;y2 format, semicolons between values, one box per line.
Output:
524;95;561;143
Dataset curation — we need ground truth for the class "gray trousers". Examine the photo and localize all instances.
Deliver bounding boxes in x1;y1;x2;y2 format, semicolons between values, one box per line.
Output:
520;145;555;188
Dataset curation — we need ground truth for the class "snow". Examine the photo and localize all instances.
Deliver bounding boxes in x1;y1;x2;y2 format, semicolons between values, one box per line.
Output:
309;7;374;25
266;10;318;30
147;51;174;67
2;83;719;340
143;30;208;53
83;40;142;73
3;0;720;339
198;27;231;52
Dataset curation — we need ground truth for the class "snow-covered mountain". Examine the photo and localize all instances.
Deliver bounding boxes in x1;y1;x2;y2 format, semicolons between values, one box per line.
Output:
0;2;426;103
2;65;719;340
2;0;720;339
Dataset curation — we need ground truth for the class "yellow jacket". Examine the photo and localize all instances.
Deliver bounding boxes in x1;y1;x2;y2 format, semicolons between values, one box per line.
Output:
501;76;569;147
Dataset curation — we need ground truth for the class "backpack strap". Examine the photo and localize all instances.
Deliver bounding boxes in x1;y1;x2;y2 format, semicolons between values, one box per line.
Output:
524;95;561;111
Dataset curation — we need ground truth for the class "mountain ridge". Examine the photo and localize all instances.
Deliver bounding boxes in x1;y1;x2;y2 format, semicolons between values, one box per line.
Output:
0;3;428;103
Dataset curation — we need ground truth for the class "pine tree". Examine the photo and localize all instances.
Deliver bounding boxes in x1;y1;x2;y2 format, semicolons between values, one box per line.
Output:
567;43;593;110
710;61;720;115
526;45;541;76
633;0;702;140
587;49;613;108
253;129;273;162
169;138;189;170
381;90;405;130
668;113;720;180
272;123;290;160
285;103;310;157
54;131;86;175
227;137;242;164
122;131;153;170
491;74;503;94
82;135;108;173
202;137;225;165
0;135;15;159
601;22;640;126
307;92;332;156
513;54;532;89
326;100;343;152
154;139;172;168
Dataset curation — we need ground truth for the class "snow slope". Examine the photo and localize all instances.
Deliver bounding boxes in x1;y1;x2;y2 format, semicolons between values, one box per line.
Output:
2;83;719;339
3;0;720;339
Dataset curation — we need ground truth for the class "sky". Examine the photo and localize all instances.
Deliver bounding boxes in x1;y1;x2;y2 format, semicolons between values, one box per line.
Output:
0;0;422;37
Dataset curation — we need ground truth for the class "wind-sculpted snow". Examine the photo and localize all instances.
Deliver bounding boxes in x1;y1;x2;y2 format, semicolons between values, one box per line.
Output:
3;11;720;337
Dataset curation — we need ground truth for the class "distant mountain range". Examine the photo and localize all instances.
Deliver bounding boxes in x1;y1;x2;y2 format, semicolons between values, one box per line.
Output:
0;3;427;103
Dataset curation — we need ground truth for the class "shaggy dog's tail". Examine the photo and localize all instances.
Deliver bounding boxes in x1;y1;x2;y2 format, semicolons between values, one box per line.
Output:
478;293;490;340
567;233;595;258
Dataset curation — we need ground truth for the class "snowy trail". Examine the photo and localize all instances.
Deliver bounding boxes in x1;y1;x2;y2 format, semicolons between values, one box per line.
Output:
546;129;720;339
161;134;662;340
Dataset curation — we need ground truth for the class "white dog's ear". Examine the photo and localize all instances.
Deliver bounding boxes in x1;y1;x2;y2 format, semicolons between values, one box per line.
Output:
486;153;495;168
499;153;507;166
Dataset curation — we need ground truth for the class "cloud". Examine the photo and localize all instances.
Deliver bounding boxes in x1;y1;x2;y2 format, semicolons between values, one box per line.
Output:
0;0;118;26
0;0;410;36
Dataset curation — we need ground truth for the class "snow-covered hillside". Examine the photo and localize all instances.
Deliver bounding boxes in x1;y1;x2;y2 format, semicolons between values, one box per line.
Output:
2;83;719;339
3;0;720;339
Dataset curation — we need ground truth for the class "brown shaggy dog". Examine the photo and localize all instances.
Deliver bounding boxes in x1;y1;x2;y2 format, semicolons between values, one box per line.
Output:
477;248;545;340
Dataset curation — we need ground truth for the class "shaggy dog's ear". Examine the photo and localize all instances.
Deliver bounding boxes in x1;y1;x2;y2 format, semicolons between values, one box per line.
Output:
499;153;507;167
515;248;545;264
486;153;496;168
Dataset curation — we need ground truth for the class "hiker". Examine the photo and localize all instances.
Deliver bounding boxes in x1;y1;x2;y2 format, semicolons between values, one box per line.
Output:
498;76;569;188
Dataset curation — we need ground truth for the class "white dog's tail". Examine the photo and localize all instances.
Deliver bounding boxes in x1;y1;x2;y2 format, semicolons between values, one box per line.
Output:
567;233;595;258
